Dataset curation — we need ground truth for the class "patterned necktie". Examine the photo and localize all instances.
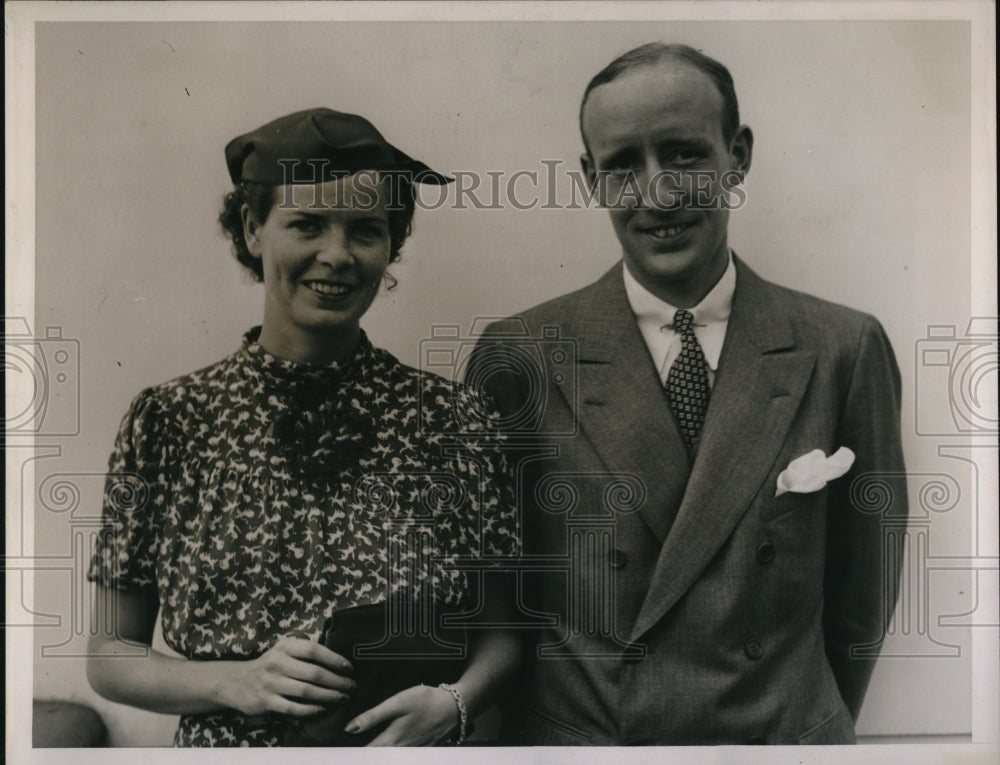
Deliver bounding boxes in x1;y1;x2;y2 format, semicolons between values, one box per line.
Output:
665;309;711;454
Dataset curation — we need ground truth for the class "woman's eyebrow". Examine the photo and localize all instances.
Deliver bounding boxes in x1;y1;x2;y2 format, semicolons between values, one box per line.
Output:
285;209;389;227
350;213;389;224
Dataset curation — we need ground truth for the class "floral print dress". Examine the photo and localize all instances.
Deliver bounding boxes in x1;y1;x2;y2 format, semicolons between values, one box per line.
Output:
89;327;518;746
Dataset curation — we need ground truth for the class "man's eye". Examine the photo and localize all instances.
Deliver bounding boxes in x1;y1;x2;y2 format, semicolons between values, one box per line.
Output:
605;164;637;180
669;150;701;165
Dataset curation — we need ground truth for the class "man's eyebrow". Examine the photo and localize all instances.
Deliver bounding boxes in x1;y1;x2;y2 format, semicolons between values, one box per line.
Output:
596;136;716;168
658;137;715;154
597;145;640;168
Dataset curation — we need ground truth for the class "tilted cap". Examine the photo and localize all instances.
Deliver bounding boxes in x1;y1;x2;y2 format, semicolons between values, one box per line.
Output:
225;108;452;185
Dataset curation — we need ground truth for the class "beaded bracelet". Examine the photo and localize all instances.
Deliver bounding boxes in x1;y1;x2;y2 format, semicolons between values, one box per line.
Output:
438;683;468;745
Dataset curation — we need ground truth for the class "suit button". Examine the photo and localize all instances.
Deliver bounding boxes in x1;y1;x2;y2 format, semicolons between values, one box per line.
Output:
746;735;766;744
744;640;763;660
756;542;776;564
608;548;628;569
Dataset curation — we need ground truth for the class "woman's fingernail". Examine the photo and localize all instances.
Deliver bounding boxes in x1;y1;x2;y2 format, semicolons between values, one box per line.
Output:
345;721;360;734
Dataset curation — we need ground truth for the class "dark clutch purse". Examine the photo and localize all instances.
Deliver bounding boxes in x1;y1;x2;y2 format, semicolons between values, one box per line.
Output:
283;601;467;746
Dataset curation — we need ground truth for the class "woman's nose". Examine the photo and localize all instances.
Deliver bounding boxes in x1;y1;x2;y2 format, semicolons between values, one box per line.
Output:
313;229;353;267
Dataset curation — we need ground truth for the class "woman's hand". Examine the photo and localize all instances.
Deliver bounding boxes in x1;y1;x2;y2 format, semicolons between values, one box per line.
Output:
221;637;357;717
344;684;460;746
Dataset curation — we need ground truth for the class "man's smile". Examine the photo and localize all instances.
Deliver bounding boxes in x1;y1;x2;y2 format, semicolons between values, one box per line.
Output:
641;222;694;240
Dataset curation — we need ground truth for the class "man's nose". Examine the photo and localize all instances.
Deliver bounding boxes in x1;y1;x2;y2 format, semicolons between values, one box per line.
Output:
636;157;687;210
638;157;685;211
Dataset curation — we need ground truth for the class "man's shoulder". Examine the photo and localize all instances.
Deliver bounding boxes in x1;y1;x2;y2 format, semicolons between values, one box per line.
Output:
764;278;873;323
738;259;884;343
480;264;620;337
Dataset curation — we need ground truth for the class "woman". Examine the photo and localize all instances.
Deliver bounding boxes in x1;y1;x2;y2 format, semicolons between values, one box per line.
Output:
86;108;519;747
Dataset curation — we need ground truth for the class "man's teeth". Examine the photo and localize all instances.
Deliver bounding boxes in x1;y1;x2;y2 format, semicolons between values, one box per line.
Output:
307;281;350;296
650;224;688;238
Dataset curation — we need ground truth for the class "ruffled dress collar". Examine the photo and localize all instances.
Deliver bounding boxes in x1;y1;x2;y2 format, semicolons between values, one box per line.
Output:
234;326;378;472
237;325;374;392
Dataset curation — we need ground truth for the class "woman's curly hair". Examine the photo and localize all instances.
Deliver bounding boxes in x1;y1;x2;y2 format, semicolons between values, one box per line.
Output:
219;178;417;282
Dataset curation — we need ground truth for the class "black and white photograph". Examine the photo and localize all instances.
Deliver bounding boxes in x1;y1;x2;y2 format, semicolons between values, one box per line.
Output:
5;2;996;763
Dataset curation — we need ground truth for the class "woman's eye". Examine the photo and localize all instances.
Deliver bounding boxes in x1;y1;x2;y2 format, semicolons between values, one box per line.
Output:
290;219;322;235
351;224;387;242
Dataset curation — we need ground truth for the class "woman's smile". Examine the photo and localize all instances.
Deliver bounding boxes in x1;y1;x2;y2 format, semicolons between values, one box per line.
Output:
243;175;393;362
303;279;356;298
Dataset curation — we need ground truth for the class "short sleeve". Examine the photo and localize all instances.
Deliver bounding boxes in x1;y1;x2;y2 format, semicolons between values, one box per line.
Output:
87;389;166;593
453;385;520;560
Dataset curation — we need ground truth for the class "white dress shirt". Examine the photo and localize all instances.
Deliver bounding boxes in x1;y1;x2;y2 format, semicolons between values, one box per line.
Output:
622;253;737;387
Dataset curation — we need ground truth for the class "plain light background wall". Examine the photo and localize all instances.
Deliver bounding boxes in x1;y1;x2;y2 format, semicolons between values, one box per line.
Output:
24;18;981;746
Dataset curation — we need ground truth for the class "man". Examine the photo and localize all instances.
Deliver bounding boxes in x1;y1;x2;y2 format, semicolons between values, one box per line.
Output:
470;43;907;745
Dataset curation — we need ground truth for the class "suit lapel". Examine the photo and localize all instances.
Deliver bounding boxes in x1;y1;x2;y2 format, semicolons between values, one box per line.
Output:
555;264;689;542
630;258;817;641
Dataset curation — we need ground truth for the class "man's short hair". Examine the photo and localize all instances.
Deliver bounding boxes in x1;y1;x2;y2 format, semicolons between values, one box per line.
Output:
580;42;741;155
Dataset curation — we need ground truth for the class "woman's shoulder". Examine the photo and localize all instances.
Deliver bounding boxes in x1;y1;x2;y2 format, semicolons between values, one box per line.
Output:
119;350;243;424
369;347;503;436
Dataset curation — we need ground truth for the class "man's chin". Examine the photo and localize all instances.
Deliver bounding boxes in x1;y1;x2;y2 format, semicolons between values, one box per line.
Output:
629;250;700;283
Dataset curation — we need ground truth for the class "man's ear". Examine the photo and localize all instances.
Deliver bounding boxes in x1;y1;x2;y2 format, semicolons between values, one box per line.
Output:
580;153;597;190
241;204;262;258
729;125;754;179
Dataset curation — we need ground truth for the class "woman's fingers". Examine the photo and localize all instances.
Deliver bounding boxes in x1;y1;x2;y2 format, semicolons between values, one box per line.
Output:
276;638;354;675
229;637;357;717
267;638;356;692
268;675;351;706
344;692;404;734
355;685;460;746
281;657;357;694
260;692;326;718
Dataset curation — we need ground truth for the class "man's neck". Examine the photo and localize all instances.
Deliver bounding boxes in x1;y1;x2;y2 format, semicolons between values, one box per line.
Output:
626;249;731;309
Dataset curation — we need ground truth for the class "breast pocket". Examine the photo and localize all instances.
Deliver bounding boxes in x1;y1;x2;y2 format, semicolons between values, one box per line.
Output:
756;487;829;622
759;485;828;525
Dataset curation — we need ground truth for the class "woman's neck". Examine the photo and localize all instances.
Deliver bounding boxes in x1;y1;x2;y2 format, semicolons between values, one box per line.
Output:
257;322;361;365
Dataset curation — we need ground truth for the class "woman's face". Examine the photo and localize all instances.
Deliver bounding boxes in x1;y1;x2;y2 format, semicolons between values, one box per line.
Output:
243;174;392;357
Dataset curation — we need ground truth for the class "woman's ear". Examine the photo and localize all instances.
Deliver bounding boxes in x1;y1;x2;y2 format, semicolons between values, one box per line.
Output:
241;204;262;258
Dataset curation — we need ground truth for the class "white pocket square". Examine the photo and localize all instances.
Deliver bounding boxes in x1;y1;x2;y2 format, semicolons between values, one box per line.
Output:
775;447;855;496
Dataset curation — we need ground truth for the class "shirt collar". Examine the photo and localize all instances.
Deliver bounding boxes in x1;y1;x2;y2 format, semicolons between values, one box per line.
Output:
622;252;736;370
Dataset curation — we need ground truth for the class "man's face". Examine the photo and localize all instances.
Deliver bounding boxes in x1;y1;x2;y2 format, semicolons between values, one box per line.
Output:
581;63;752;306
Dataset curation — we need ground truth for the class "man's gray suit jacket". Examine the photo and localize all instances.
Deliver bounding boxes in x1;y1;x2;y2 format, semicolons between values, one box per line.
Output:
470;256;908;745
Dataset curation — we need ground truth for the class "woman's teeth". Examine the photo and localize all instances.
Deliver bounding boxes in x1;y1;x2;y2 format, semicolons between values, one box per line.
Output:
307;281;350;296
